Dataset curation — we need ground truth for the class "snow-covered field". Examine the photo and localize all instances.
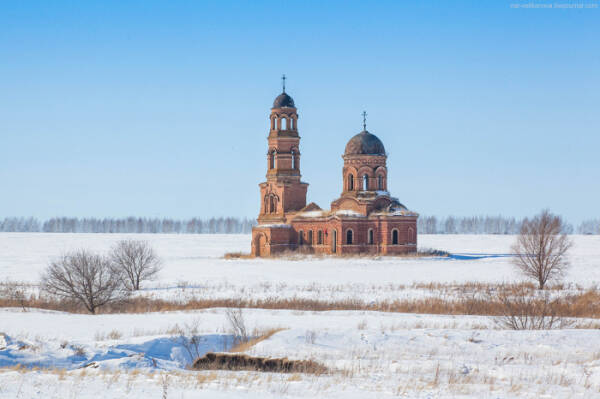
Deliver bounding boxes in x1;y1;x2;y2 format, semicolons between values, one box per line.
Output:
1;233;600;398
2;233;600;300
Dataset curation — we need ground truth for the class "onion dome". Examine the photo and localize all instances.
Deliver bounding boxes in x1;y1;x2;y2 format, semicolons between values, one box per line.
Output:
344;130;386;155
272;92;295;108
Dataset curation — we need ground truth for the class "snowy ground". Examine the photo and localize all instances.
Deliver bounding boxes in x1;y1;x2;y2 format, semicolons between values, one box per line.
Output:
3;307;600;398
2;233;600;302
1;233;600;398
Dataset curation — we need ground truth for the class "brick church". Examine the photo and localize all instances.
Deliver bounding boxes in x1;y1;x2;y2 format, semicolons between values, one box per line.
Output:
251;81;418;256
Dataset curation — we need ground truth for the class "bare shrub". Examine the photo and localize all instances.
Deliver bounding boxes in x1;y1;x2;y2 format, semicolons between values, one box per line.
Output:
95;329;123;341
492;286;573;330
226;307;248;344
417;248;450;257
111;240;162;291
160;374;169;399
305;330;317;344
41;250;128;314
459;290;489;315
108;330;123;340
170;319;203;364
0;281;28;311
72;344;86;357
512;210;573;289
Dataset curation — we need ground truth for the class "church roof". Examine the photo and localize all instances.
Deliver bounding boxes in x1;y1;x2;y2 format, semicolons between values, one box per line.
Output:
344;130;386;156
273;92;295;108
300;202;322;212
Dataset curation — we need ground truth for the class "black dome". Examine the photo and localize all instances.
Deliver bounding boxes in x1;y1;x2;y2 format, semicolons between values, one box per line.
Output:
344;130;386;155
273;92;295;108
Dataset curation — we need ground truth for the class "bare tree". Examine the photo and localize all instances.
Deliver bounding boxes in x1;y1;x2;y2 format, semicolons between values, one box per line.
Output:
41;250;127;314
110;240;162;291
512;210;572;289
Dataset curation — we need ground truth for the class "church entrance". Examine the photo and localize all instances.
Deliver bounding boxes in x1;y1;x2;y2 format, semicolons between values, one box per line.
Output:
332;229;337;253
254;234;266;257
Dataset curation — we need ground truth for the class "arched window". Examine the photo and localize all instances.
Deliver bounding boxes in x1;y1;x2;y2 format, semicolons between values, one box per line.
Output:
368;229;374;245
346;229;353;245
269;196;276;213
378;175;383;190
269;151;275;169
291;150;296;170
317;230;323;245
283;117;288;130
348;174;354;191
308;230;313;245
392;229;399;245
363;174;368;190
298;230;304;245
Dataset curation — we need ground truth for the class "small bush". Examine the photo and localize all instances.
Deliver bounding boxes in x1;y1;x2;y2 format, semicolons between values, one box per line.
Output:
0;280;28;311
224;252;253;259
305;330;317;344
72;345;86;357
108;330;123;340
492;286;573;330
418;248;450;257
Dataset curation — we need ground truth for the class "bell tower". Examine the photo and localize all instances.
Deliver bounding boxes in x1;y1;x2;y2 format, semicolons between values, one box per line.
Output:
257;76;308;224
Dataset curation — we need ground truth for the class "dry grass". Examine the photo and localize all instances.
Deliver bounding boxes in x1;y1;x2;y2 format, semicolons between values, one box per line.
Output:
95;329;123;341
223;252;254;259
229;328;285;353
3;282;600;321
2;360;600;397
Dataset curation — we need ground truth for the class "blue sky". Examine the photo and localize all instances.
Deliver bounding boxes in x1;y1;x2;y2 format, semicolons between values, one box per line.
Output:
1;0;598;223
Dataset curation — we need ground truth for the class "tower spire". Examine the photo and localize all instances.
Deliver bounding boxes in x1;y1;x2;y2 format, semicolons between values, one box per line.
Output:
362;111;367;131
282;74;286;93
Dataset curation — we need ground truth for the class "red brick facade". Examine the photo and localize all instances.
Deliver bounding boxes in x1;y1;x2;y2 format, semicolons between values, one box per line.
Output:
251;89;418;257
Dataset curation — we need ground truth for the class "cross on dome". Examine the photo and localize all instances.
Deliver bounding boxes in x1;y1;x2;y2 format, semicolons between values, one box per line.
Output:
362;111;367;131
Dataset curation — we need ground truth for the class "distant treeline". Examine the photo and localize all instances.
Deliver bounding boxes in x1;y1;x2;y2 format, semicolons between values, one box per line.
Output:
0;217;256;234
0;216;599;235
418;216;600;235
